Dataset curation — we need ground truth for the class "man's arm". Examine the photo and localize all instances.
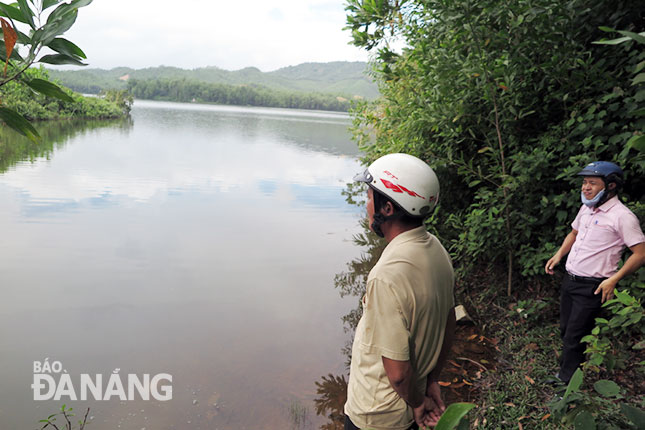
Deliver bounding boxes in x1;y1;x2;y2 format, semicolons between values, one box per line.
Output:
595;242;645;302
382;356;423;408
381;307;457;407
382;356;439;427
545;229;578;275
426;307;456;411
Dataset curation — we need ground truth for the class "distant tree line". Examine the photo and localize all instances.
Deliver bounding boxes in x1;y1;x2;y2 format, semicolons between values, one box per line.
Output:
126;78;352;111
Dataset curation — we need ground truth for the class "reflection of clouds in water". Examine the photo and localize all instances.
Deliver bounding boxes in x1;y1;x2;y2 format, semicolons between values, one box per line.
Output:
0;138;360;204
258;179;278;196
290;183;353;210
11;180;359;219
0;102;361;206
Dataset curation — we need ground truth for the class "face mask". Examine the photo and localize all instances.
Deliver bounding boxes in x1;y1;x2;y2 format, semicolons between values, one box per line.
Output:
581;189;605;207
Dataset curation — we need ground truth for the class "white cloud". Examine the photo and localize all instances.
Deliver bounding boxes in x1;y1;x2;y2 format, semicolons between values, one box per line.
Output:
55;0;368;71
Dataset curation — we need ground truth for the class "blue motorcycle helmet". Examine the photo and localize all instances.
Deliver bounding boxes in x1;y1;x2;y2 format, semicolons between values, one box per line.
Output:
577;161;624;207
577;161;623;180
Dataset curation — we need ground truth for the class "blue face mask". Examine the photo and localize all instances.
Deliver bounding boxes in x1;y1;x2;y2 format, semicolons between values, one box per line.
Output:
581;189;605;207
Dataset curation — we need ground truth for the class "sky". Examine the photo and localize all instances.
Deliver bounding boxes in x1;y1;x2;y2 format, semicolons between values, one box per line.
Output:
54;0;370;71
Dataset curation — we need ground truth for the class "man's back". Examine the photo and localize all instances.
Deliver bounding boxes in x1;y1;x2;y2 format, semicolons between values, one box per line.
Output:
345;226;454;430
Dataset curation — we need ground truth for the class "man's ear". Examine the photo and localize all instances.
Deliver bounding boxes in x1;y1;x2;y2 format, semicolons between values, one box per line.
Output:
382;201;395;216
608;182;616;191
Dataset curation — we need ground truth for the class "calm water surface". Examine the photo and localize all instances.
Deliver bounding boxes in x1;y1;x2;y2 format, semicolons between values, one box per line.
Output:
0;100;364;429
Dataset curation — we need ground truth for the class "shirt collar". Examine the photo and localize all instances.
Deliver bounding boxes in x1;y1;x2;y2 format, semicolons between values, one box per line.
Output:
387;226;427;247
596;195;619;212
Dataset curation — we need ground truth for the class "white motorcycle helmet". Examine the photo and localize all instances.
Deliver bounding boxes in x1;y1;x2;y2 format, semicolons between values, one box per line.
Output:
354;153;440;217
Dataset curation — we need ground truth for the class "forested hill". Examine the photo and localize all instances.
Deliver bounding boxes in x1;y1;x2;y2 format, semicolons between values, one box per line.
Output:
47;61;379;100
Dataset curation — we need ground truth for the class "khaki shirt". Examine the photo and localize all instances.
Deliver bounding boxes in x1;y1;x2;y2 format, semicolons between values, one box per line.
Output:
345;226;454;430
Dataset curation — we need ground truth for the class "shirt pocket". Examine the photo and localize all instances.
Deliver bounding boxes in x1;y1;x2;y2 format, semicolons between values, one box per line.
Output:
587;224;616;245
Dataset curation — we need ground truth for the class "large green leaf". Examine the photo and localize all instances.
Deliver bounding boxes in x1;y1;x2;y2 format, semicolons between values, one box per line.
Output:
41;9;78;43
46;37;86;59
45;2;73;26
0;107;40;142
573;411;596;430
0;2;29;24
633;73;645;86
633;136;645;153
46;0;91;27
16;29;29;44
593;380;620;397
69;0;93;9
37;53;85;65
43;0;61;10
592;36;632;45
617;31;645;45
25;78;74;102
16;0;35;29
435;403;476;430
620;404;645;430
563;368;583;399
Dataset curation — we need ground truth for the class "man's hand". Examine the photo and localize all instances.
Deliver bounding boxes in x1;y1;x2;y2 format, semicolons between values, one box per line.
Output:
413;396;441;428
545;253;561;275
546;230;578;275
425;380;445;413
593;243;645;303
594;278;617;303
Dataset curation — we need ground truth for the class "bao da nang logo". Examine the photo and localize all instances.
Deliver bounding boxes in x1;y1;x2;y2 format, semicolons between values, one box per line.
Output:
31;359;173;401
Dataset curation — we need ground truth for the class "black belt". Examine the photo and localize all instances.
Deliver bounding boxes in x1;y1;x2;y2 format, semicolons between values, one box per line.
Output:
566;272;606;284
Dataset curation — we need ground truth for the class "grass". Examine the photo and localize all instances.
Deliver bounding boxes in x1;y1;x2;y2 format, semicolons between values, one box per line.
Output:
455;272;566;429
457;271;645;429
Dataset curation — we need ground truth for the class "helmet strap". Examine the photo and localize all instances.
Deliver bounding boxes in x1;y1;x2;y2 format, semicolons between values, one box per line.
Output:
595;178;616;208
371;212;403;238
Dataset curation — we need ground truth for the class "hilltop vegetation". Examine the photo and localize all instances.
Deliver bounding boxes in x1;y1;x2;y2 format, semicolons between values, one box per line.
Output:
47;61;379;100
125;78;353;111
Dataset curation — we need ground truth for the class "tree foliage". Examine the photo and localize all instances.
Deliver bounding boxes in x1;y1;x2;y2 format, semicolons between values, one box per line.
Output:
126;78;354;112
0;0;93;141
346;0;645;294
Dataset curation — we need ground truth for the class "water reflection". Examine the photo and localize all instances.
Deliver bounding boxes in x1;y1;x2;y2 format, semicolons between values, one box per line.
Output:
313;214;386;429
0;117;132;174
314;373;348;430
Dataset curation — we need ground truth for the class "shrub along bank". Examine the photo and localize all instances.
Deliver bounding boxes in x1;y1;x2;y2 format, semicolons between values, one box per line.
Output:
0;67;130;121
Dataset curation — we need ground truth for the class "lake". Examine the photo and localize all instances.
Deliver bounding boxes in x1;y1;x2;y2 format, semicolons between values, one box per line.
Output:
0;100;366;429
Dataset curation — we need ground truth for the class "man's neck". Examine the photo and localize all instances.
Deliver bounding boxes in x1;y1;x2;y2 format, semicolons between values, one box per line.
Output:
382;223;420;243
594;193;617;210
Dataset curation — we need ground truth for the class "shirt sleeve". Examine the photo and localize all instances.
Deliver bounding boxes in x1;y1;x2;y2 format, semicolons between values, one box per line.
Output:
616;210;645;248
358;278;410;361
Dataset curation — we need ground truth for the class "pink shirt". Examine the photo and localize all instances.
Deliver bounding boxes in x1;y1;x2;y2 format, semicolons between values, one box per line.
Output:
566;196;645;278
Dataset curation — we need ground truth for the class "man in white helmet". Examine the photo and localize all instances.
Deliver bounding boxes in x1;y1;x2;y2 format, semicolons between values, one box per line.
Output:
344;153;456;430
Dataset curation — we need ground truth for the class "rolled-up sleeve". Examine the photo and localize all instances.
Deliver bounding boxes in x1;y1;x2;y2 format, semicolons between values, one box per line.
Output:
359;278;410;361
617;211;645;248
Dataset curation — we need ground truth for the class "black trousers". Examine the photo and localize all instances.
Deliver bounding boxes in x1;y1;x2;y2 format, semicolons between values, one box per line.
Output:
345;415;419;430
559;275;603;383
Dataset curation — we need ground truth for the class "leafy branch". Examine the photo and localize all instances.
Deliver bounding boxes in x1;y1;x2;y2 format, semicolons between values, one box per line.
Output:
0;0;92;141
39;404;90;430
